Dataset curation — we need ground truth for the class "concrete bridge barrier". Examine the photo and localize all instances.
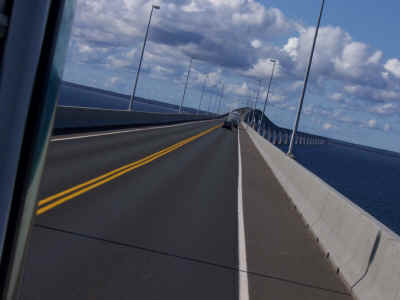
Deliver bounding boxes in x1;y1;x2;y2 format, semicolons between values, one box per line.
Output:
53;106;219;133
244;123;400;300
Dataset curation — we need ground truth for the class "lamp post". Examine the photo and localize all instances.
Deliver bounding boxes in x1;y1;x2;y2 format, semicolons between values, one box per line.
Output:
197;75;208;115
287;0;325;157
211;82;220;114
179;57;193;113
252;80;262;127
128;4;160;111
211;90;218;114
207;93;213;114
259;59;277;131
217;83;225;114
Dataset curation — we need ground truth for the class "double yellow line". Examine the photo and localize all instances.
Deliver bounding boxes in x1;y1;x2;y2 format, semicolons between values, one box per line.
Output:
36;124;222;216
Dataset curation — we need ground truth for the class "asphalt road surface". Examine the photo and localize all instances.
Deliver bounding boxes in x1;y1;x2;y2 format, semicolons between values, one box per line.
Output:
20;120;239;300
19;120;353;300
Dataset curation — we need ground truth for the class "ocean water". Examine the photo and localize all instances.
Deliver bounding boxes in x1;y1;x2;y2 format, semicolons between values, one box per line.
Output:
58;81;210;115
277;142;400;235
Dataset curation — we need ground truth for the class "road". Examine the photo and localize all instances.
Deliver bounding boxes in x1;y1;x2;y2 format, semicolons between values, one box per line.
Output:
19;120;353;299
20;120;239;300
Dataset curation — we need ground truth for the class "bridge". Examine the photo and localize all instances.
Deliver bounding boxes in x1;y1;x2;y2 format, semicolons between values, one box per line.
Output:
18;110;351;300
1;106;398;300
246;109;326;146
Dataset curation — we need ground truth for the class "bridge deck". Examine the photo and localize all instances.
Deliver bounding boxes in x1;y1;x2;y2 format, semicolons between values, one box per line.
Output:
19;121;354;299
240;127;353;299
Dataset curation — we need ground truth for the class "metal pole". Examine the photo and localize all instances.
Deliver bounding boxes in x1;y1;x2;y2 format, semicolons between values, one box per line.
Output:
211;92;218;114
207;93;212;114
247;95;252;122
252;80;262;127
211;83;220;114
179;57;193;113
287;0;325;157
197;75;208;115
217;84;224;114
128;5;160;111
260;59;277;131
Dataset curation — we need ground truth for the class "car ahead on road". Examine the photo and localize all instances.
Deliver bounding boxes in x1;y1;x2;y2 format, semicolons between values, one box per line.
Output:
223;112;241;130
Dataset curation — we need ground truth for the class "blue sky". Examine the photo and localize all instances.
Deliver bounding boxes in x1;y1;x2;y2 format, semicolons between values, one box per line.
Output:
63;0;400;152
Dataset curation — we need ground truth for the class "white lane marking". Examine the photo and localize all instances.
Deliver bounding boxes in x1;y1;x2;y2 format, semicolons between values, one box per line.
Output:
238;126;250;300
50;119;216;142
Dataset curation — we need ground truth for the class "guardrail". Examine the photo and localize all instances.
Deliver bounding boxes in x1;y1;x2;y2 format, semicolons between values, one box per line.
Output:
245;110;326;145
244;122;400;300
53;106;221;134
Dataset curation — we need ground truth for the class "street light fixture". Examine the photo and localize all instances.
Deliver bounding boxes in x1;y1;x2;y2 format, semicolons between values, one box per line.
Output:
287;0;325;158
259;59;277;131
128;4;160;111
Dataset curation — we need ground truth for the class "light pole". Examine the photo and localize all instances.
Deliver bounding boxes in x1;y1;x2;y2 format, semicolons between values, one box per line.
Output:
180;57;193;113
211;82;220;114
217;83;225;114
197;75;208;115
207;93;213;114
246;94;252;122
128;4;160;111
211;90;218;114
259;59;277;131
287;0;325;158
252;80;262;127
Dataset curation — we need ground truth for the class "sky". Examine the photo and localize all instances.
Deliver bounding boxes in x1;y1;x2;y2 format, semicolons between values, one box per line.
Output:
63;0;400;153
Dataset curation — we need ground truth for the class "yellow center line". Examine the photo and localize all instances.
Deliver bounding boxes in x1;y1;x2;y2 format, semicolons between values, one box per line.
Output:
36;124;222;216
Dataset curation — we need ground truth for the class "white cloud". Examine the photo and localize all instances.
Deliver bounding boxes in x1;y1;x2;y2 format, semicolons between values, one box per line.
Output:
384;123;392;132
283;37;298;59
243;58;280;78
368;51;383;64
78;43;93;54
343;84;400;102
370;103;398;115
227;82;249;96
334;42;369;78
329;92;344;101
269;94;285;102
323;123;333;130
251;39;262;49
110;76;119;84
182;1;202;12
106;55;132;68
368;119;377;128
344;85;362;94
105;76;122;88
384;58;400;78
